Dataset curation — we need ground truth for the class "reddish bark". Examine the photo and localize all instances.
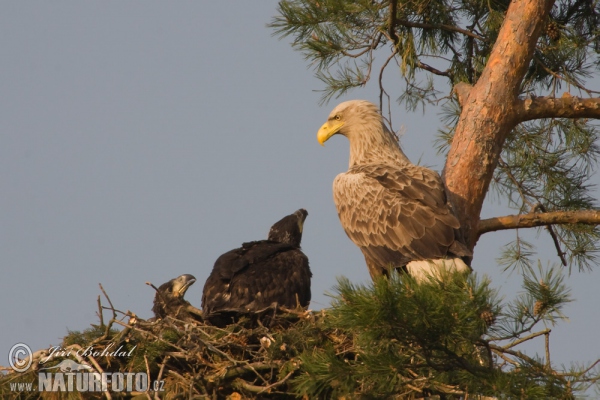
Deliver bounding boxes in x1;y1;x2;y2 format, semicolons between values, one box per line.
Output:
516;94;600;122
442;0;555;248
478;210;600;236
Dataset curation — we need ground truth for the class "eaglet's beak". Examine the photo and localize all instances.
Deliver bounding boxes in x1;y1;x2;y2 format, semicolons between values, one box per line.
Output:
317;120;345;146
173;274;196;298
294;209;308;232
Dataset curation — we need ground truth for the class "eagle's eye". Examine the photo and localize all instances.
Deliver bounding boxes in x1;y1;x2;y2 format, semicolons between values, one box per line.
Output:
334;115;341;121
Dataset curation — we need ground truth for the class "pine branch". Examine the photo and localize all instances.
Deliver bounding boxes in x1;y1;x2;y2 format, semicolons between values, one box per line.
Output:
477;210;600;236
394;18;485;41
516;94;600;122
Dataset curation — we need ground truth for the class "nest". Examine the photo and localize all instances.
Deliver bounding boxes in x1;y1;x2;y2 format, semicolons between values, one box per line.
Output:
0;284;339;399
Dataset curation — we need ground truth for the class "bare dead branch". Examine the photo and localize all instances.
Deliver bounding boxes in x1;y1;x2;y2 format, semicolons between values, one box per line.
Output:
489;343;545;369
97;295;104;328
145;281;160;293
478;210;600;236
68;344;112;400
503;328;551;350
233;368;296;395
99;283;117;320
516;94;600;122
155;356;171;400
416;61;451;77
535;203;568;266
379;50;398;116
545;331;551;370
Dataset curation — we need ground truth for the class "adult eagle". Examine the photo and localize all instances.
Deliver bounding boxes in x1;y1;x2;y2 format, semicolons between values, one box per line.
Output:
202;209;311;325
317;100;471;281
152;274;197;320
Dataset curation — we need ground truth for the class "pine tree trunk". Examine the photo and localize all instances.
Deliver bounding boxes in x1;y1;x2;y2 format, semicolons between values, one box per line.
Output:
443;0;555;249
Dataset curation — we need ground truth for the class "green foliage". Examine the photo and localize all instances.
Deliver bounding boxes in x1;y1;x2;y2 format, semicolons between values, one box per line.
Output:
270;0;600;103
493;117;600;271
294;272;500;398
63;325;118;347
492;262;572;341
292;270;594;399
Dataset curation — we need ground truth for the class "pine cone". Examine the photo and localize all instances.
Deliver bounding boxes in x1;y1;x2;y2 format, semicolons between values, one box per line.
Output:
546;21;560;41
480;309;496;327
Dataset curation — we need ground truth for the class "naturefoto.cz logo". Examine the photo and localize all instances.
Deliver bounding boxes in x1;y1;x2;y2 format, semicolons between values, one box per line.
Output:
7;343;165;393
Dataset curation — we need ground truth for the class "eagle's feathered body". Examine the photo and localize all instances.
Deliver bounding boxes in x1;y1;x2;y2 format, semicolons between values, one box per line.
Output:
317;100;471;281
202;209;311;324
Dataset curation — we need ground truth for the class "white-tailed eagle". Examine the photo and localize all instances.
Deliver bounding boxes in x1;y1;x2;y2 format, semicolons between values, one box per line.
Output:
317;100;471;281
202;209;312;326
152;274;197;320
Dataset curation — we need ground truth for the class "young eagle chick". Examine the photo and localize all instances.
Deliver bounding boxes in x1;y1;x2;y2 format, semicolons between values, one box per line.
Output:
202;209;311;326
152;274;197;320
317;100;472;282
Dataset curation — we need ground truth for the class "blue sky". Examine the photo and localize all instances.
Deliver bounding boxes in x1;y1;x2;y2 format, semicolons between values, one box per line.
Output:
1;1;599;380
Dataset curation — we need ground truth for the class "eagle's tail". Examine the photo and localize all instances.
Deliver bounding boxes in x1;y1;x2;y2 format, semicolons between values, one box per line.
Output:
406;258;471;283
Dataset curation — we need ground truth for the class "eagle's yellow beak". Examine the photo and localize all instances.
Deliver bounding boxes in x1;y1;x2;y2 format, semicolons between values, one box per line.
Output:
317;120;344;146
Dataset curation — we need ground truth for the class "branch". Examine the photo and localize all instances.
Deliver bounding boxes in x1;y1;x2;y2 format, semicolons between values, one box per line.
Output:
453;82;472;107
478;210;600;236
233;369;296;394
516;94;600;122
416;61;451;78
388;0;399;47
503;328;551;350
395;18;485;41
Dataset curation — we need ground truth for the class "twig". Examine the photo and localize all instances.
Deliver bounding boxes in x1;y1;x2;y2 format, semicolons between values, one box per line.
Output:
492;349;520;366
388;0;399;47
233;369;296;394
503;328;551;350
99;283;117;320
90;283;118;345
545;331;551;370
378;50;398;134
488;344;545;369
531;56;600;97
536;203;568;266
68;344;112;400
144;355;152;400
155;356;171;400
416;61;452;78
111;320;188;353
97;295;104;328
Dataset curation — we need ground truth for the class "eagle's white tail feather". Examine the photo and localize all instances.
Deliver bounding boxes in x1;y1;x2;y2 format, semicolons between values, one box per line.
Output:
406;258;470;283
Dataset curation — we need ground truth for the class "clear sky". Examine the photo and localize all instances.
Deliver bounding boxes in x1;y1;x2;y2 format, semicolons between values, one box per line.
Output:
1;1;599;378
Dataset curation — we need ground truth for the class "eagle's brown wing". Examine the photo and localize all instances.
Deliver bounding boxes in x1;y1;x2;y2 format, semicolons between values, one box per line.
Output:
333;163;469;277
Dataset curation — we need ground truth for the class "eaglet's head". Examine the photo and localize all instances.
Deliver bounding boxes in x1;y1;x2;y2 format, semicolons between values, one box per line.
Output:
267;209;308;247
152;274;196;320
